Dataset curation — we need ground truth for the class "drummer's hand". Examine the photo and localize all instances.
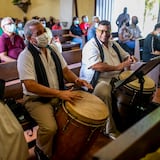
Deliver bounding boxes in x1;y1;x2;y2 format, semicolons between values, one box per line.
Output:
75;78;93;90
58;89;83;104
129;55;137;63
118;58;133;70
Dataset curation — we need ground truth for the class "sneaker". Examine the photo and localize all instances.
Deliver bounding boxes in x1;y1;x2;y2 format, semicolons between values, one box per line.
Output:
34;145;50;160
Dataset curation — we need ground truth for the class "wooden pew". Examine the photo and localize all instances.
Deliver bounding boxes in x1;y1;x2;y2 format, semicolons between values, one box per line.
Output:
52;29;80;51
62;48;82;76
93;106;160;160
0;61;23;99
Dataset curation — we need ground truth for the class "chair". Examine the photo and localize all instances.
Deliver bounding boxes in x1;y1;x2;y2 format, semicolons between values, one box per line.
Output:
134;38;145;61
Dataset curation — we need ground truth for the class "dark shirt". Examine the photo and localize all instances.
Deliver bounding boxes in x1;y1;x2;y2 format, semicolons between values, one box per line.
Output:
70;25;83;37
0;33;25;60
142;34;160;62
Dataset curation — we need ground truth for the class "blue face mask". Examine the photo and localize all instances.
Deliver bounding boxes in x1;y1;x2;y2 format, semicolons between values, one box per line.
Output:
84;17;88;23
5;23;16;33
17;23;23;29
74;20;79;25
157;33;160;37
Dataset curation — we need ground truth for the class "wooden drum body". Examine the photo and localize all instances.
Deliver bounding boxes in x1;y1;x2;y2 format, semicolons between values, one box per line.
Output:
52;91;108;160
112;71;156;131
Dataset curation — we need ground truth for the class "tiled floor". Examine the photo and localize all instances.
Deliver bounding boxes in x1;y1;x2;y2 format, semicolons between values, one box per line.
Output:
26;88;160;160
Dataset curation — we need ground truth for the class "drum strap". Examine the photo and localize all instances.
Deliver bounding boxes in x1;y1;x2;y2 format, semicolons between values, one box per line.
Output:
89;36;122;92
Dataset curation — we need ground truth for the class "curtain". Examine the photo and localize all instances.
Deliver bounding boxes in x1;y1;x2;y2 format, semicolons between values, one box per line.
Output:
96;0;115;21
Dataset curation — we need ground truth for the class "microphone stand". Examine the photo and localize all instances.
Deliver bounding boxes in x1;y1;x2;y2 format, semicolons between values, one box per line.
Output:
135;71;146;116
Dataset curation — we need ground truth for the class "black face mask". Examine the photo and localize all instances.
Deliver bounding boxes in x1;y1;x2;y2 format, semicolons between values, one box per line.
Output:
156;34;160;41
132;20;138;25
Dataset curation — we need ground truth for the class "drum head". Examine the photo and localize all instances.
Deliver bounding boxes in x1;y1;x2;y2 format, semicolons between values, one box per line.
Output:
64;91;109;125
119;71;155;91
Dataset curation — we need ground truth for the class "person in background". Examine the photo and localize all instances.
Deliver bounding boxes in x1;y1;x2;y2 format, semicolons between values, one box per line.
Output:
128;16;142;40
39;17;62;53
39;18;53;44
17;19;92;160
16;20;25;40
0;18;3;36
80;15;90;42
52;19;62;30
47;16;55;30
142;23;160;62
87;16;100;41
80;20;136;140
116;7;130;31
0;17;25;62
69;16;85;49
118;19;135;55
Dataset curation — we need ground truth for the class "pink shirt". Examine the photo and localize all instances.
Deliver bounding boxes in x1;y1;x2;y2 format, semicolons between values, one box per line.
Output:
0;33;25;60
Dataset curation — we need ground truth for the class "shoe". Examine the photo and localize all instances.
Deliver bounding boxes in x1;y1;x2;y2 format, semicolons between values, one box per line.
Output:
34;145;50;160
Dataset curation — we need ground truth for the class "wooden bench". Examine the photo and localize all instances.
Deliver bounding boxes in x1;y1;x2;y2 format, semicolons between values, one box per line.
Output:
62;48;82;76
93;106;160;160
52;29;80;51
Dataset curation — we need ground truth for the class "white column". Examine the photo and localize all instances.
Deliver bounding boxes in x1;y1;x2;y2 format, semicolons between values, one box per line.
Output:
60;0;73;29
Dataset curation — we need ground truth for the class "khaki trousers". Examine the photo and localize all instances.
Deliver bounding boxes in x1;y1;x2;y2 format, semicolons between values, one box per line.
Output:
24;96;59;158
0;102;29;160
93;81;118;134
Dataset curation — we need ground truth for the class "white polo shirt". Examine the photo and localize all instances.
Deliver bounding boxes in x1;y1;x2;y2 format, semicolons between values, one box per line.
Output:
80;38;129;85
17;45;67;95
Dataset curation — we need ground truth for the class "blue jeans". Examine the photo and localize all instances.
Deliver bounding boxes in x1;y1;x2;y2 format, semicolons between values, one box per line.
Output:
125;40;135;49
72;37;83;49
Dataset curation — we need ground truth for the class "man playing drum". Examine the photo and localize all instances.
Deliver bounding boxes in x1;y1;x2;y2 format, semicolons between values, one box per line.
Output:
80;20;136;139
17;19;92;160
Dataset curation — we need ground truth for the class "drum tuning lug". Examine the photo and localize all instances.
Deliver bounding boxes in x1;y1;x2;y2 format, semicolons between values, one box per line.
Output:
62;119;70;131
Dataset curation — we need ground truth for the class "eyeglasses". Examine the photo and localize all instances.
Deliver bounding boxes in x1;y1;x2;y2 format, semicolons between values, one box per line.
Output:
97;28;111;34
4;22;14;26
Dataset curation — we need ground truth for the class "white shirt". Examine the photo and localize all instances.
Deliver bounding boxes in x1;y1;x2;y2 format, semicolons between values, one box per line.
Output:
17;45;67;95
80;37;129;85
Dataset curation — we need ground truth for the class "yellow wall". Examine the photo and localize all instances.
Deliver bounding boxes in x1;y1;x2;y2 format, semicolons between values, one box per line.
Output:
0;0;60;20
76;0;95;23
0;0;95;22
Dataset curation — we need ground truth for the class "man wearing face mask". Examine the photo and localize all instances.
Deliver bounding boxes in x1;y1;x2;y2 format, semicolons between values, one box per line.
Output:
142;23;160;62
128;16;142;40
17;19;93;160
80;20;137;140
69;16;85;48
0;17;25;62
87;16;100;41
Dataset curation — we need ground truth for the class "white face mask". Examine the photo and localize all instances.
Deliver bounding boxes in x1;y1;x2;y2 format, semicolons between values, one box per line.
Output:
36;33;49;48
94;23;98;28
5;23;16;33
17;23;23;29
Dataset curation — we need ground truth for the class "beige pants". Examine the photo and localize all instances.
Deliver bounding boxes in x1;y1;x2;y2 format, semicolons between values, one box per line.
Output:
93;81;118;134
0;101;29;160
24;96;59;158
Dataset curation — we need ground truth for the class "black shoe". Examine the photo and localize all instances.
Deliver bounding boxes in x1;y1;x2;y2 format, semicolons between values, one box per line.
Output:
34;145;50;160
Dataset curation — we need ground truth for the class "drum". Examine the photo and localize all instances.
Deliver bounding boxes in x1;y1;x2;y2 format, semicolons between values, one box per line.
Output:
52;90;108;160
112;70;156;131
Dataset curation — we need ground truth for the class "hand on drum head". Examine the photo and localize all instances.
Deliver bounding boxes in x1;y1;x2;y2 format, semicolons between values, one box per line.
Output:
75;78;93;90
57;88;83;104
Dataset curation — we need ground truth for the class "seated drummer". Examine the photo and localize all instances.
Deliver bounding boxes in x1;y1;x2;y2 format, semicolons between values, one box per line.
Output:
17;19;92;160
79;20;137;140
